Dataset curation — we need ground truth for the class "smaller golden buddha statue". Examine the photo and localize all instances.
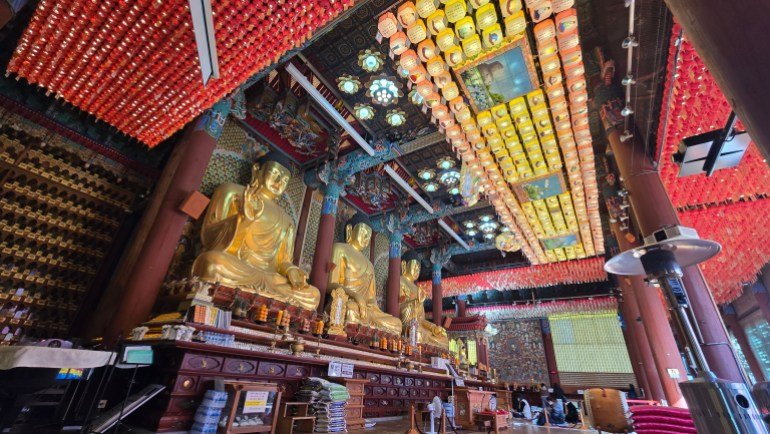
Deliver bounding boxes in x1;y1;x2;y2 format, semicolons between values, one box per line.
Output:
190;154;320;310
399;255;449;349
327;215;402;336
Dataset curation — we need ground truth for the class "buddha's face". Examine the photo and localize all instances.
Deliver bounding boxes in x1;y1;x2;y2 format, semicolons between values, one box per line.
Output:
255;161;290;197
402;259;420;281
347;222;372;250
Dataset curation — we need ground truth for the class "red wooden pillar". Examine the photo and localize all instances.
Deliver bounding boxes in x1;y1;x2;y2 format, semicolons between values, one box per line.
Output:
309;182;343;314
619;280;667;401
605;192;687;406
604;122;743;384
101;100;231;343
431;262;443;326
723;305;765;383
540;319;560;386
385;232;403;317
456;298;467;317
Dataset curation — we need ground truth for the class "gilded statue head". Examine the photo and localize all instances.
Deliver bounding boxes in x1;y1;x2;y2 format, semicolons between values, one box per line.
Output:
401;259;420;281
251;160;291;198
346;222;372;251
345;213;373;251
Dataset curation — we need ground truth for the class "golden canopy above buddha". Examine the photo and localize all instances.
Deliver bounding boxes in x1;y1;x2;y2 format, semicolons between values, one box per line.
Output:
190;154;320;311
327;214;402;336
399;253;448;349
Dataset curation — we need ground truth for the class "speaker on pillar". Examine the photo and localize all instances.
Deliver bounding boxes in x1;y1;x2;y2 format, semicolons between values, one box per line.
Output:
443;317;452;329
179;191;210;219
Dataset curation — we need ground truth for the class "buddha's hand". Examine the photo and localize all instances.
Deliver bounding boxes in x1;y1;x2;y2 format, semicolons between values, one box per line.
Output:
243;182;264;220
286;268;308;289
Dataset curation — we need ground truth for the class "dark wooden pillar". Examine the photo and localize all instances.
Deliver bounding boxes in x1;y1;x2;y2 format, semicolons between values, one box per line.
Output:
540;318;560;386
723;305;765;383
456;298;467;318
101;100;231;344
385;232;403;317
662;0;770;160
431;262;443;326
309;182;343;314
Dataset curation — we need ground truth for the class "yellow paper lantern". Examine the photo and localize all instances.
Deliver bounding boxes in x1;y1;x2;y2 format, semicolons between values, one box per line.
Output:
444;46;465;67
475;3;498;29
407;19;428;44
500;0;523;17
378;12;399;38
436;28;458;52
434;71;452;88
416;0;439;18
398;2;418;27
470;0;490;8
444;0;467;23
490;103;507;120
477;111;493;126
442;82;460;100
455;107;473;123
508;97;527;115
461;34;482;58
427;10;448;35
426;56;447;76
504;11;527;38
400;50;420;71
455;16;476;40
482;24;504;48
390;31;409;55
417;39;437;62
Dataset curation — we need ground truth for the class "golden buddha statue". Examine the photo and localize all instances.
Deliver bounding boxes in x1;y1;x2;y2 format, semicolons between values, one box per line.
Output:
328;215;402;336
399;256;449;349
190;156;320;311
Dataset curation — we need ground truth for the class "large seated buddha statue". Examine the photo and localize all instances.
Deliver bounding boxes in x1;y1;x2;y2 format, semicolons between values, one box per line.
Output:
190;154;320;311
328;214;402;336
399;253;449;349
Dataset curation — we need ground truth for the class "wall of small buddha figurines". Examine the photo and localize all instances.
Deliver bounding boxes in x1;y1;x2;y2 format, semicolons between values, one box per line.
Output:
0;108;153;344
488;319;550;386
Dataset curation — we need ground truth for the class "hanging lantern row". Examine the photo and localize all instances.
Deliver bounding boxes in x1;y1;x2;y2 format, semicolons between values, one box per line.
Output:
8;0;356;146
418;256;608;297
444;299;618;321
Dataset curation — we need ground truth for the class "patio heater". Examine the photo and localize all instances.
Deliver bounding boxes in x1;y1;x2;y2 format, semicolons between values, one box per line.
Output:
604;225;768;434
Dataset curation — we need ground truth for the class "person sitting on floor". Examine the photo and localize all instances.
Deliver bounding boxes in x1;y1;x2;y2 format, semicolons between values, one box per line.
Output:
511;395;532;419
536;395;567;426
565;401;580;425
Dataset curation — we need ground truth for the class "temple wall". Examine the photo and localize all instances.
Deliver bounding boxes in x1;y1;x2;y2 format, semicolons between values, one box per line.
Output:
488;319;550;386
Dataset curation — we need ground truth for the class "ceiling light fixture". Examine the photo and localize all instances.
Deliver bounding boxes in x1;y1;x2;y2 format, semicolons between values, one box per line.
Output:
418;168;436;180
366;76;403;106
336;74;361;94
439;168;461;186
354;103;375;121
358;48;385;73
385;108;407;126
436;156;456;170
423;181;439;192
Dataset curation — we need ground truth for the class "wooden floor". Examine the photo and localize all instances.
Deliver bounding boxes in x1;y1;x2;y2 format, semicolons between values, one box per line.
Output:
371;418;598;434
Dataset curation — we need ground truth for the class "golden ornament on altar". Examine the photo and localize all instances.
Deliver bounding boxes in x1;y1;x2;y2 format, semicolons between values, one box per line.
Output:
190;160;320;311
399;258;448;349
327;216;402;336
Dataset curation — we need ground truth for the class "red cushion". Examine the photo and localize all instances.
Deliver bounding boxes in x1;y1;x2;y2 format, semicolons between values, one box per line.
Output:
634;422;697;434
632;415;695;427
631;405;692;418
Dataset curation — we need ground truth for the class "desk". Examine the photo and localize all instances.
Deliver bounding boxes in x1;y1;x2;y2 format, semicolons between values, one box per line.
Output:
453;388;496;429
